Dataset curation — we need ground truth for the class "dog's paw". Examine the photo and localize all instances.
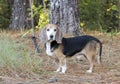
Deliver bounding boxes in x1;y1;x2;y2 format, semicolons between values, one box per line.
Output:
54;71;65;74
59;72;65;74
86;69;92;73
54;70;60;73
54;68;61;73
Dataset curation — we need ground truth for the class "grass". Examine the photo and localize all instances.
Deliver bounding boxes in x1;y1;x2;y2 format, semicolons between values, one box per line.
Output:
0;32;46;78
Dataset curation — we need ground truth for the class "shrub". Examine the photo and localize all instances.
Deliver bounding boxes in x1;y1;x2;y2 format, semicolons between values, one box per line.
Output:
0;0;11;29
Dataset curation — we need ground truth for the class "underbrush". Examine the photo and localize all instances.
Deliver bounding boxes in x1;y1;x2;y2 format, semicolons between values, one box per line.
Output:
0;32;52;78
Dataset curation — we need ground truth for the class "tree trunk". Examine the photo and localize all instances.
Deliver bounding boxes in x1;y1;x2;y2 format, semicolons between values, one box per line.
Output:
118;0;120;31
9;0;29;29
49;0;82;36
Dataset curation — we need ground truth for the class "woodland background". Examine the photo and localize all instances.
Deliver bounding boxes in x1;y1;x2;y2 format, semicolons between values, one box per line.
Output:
0;0;120;84
0;0;120;32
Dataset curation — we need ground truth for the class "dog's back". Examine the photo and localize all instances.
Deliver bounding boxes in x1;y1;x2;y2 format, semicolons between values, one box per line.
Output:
62;35;102;58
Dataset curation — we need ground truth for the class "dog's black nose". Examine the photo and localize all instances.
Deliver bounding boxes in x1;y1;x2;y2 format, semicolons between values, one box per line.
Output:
50;35;53;39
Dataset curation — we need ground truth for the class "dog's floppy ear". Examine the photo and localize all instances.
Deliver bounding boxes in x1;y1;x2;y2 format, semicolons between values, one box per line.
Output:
56;27;62;43
39;27;47;45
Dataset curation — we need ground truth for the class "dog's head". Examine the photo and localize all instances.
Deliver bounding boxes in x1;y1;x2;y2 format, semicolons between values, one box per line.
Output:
40;24;62;44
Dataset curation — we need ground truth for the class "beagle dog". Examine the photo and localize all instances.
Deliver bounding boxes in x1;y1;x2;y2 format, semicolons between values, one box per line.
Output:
40;24;102;74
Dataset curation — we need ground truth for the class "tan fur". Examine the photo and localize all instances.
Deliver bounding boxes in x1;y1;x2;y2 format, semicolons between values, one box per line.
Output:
53;45;65;63
79;40;99;73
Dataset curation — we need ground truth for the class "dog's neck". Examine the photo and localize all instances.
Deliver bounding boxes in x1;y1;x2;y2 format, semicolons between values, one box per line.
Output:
45;40;59;56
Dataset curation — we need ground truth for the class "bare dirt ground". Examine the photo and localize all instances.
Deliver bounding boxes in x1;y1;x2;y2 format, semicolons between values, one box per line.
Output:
0;31;120;84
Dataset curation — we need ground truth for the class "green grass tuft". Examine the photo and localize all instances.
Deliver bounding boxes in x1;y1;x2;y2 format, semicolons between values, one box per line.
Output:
0;34;44;77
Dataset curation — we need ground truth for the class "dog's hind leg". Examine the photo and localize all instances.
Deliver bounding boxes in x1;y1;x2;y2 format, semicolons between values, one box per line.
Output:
86;55;95;73
97;54;101;64
97;45;102;65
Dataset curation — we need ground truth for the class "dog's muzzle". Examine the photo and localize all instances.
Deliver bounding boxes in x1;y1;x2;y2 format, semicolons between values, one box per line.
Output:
49;35;55;41
50;35;53;39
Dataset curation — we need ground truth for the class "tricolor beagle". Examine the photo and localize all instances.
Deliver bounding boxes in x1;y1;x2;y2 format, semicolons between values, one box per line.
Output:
40;24;102;74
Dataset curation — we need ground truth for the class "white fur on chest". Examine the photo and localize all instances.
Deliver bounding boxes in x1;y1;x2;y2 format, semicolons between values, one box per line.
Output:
46;42;53;56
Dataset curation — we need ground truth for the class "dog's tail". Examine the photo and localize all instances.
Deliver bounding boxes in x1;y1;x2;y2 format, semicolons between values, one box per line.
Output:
97;40;102;64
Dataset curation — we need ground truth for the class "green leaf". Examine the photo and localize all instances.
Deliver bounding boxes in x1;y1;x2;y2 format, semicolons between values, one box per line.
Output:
111;5;118;11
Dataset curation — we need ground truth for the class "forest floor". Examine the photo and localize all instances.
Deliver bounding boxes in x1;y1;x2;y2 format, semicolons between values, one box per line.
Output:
0;31;120;84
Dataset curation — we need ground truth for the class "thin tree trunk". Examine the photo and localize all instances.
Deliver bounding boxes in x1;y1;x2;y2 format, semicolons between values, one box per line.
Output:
49;0;82;36
118;0;120;31
9;0;29;29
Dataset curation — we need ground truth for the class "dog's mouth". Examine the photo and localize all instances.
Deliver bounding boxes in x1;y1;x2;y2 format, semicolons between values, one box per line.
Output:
49;38;54;41
48;38;55;42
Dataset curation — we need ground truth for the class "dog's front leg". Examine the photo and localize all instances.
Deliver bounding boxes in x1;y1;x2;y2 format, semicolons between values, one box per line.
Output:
54;58;61;73
61;64;67;74
55;64;61;72
61;58;67;74
46;42;52;56
55;58;67;74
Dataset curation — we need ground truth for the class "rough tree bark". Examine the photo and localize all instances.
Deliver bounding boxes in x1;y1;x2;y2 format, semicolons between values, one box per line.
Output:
49;0;82;36
9;0;29;29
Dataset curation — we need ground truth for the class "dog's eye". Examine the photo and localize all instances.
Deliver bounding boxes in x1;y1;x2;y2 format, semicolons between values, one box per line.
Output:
54;29;56;31
47;29;49;31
